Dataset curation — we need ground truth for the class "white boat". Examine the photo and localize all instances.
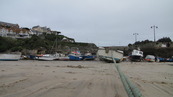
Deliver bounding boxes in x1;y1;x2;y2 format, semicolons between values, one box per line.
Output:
36;32;61;61
129;49;143;62
97;47;123;63
0;53;21;61
145;55;155;62
36;53;59;61
54;53;70;61
57;56;69;61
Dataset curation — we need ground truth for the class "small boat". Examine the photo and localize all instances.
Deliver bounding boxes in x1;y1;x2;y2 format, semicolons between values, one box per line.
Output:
157;57;166;62
57;57;70;61
97;47;123;63
145;55;155;62
68;51;83;61
54;53;70;61
0;52;21;61
129;49;143;62
36;53;59;61
166;58;173;62
36;32;61;61
82;52;96;60
157;57;173;62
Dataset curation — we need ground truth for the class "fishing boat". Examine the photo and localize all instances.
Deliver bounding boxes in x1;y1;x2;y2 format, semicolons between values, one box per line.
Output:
54;53;69;61
57;56;70;61
97;47;123;63
36;53;60;61
0;52;21;61
145;55;155;62
36;32;60;61
129;49;143;62
82;52;96;60
68;51;83;61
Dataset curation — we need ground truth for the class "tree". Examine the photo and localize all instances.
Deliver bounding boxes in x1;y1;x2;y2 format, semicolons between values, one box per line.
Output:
134;39;153;45
0;37;16;52
128;44;132;47
24;35;48;49
157;37;172;42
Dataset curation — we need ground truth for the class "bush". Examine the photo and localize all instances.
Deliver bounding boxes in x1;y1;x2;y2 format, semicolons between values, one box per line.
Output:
157;37;172;42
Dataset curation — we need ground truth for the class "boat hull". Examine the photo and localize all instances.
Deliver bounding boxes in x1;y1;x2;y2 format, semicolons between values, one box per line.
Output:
37;56;56;61
130;55;143;62
99;56;121;63
129;50;143;62
57;57;70;61
0;53;21;61
97;49;123;63
36;54;60;61
82;55;96;60
68;55;82;61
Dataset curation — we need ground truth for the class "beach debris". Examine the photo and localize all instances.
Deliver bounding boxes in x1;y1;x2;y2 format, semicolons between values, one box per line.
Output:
66;71;76;74
66;65;85;68
45;65;50;67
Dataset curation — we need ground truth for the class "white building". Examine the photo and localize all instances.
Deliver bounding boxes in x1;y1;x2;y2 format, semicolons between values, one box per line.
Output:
0;28;8;37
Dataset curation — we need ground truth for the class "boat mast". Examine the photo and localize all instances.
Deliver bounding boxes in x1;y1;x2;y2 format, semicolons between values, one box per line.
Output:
55;32;58;53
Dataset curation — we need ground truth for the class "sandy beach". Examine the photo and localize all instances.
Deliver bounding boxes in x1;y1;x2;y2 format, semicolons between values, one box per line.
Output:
0;61;173;97
121;62;173;97
0;60;127;97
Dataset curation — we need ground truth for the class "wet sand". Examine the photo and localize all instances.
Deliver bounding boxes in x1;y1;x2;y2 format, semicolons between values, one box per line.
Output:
0;60;127;97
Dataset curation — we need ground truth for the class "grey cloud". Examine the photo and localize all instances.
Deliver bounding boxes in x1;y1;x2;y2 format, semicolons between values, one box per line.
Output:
0;0;173;46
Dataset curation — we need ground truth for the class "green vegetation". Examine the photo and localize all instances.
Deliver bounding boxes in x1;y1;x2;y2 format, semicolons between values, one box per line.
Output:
0;35;50;52
0;34;97;54
132;37;172;46
157;37;172;42
141;47;173;58
0;34;62;52
127;37;173;58
0;36;16;52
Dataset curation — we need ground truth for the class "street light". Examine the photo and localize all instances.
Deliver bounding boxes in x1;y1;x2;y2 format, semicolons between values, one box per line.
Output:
133;33;139;42
151;25;158;42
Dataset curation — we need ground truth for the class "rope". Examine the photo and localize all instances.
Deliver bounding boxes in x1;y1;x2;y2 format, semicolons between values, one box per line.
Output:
113;58;144;97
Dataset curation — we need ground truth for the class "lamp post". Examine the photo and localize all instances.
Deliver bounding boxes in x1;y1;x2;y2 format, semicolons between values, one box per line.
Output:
151;25;158;42
133;33;138;42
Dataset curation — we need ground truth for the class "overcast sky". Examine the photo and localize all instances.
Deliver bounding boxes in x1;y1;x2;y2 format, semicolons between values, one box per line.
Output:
0;0;173;46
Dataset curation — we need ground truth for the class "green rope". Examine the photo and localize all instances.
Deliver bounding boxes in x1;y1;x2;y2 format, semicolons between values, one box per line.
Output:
113;58;144;97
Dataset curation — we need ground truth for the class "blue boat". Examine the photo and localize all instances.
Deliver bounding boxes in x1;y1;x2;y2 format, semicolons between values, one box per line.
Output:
82;55;96;60
166;58;173;62
68;51;82;61
158;57;167;62
158;57;173;62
